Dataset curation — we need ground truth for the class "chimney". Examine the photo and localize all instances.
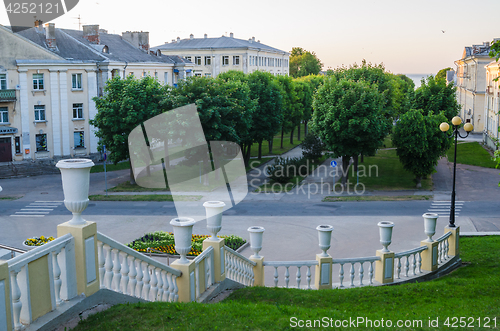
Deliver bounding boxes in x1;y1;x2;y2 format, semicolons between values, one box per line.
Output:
484;41;490;47
230;32;233;38
177;37;180;43
204;34;207;39
172;39;175;43
252;37;255;42
83;25;100;44
190;34;194;40
122;31;150;52
34;20;44;34
45;23;56;50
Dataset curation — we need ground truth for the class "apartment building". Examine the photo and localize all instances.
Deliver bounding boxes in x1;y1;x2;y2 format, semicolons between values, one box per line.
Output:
484;60;500;150
153;33;289;77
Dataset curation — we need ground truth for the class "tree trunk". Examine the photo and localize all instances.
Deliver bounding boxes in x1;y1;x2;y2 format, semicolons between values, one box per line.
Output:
341;155;350;187
281;129;284;149
245;144;252;166
129;165;136;185
360;154;364;163
290;127;295;145
353;155;358;183
416;176;422;188
258;141;262;160
268;139;273;154
304;121;308;137
297;124;301;141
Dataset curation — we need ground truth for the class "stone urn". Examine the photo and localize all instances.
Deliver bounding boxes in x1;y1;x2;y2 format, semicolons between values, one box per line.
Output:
422;213;439;242
316;224;334;257
56;159;94;225
203;201;225;239
170;217;195;264
377;221;394;252
247;226;265;258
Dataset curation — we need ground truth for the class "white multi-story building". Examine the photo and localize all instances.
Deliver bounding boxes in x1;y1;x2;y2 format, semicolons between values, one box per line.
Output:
153;33;289;77
0;22;194;168
484;60;500;150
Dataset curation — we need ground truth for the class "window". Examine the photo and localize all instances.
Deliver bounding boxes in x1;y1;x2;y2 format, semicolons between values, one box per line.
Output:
34;105;45;121
155;72;158;78
195;56;202;65
204;56;212;66
15;137;20;154
33;73;44;90
194;73;202;77
185;56;192;62
142;72;147;77
35;134;47;152
73;103;83;119
72;73;82;90
205;73;211;77
129;72;134;76
0;107;8;123
164;72;168;84
0;74;6;89
233;56;240;65
74;131;84;148
222;56;229;66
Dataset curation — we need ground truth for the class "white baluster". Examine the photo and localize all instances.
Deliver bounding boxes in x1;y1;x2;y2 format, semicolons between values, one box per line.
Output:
104;244;113;289
97;241;105;288
128;257;137;296
412;254;417;276
396;257;401;279
296;266;302;289
339;263;344;287
135;260;144;298
306;266;312;289
52;248;62;306
172;274;179;302
417;253;422;273
10;269;22;331
445;239;449;259
350;263;355;287
369;262;374;285
120;252;129;295
162;271;169;302
284;266;290;288
156;268;164;301
112;248;122;292
167;273;174;302
359;262;364;286
142;263;151;300
437;242;442;264
404;256;409;277
150;267;158;302
273;267;279;287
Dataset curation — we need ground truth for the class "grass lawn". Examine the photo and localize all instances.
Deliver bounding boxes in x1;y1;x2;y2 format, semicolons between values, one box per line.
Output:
355;149;432;190
90;161;131;173
72;236;500;330
89;194;202;202
446;142;497;168
323;195;431;202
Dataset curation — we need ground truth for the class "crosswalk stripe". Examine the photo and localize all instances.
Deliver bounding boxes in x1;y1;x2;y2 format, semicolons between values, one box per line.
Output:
21;209;53;211
10;215;45;217
35;201;63;203
11;201;62;217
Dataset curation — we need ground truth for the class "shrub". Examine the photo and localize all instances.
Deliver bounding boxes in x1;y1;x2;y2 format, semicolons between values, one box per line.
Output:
266;156;309;183
301;133;325;161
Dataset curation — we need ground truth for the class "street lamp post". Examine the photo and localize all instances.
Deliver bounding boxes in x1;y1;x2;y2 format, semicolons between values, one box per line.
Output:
439;116;474;227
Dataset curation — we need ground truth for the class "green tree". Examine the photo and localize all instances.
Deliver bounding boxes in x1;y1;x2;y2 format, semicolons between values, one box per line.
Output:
296;75;325;135
392;109;452;187
489;39;500;61
436;67;452;80
412;75;460;120
275;75;300;149
91;76;167;182
289;47;323;78
311;78;390;186
247;71;283;159
293;78;314;140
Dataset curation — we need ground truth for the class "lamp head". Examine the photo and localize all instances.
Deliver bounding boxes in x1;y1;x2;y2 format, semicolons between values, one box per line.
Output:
439;122;450;132
464;122;474;132
451;116;462;126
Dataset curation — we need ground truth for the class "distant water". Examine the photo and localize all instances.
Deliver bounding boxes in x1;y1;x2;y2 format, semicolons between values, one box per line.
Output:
403;73;434;89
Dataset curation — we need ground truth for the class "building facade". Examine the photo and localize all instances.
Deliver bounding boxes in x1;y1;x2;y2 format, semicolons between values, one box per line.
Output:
0;22;194;167
153;33;289;77
454;41;497;132
484;60;500;150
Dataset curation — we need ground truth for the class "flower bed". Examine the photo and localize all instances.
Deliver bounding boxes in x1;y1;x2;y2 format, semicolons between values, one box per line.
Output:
24;236;55;247
127;231;246;257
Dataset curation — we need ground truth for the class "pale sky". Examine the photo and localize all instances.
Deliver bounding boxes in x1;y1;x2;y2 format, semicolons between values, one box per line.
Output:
2;0;499;75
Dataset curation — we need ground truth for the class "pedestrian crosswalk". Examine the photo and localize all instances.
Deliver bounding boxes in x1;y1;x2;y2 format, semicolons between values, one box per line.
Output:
10;201;63;217
427;200;463;217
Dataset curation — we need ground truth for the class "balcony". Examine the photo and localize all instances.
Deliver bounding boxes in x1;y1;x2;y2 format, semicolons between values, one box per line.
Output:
0;89;16;102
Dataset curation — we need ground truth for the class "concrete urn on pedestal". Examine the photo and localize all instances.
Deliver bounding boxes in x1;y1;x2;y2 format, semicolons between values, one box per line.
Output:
316;225;333;257
377;221;394;252
423;213;438;242
247;226;265;258
170;217;195;264
56;159;94;225
203;201;225;239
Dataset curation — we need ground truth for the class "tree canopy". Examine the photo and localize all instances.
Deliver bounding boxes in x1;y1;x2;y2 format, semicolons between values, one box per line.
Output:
412;75;460;120
289;47;323;78
436;67;452;80
392;109;452;187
